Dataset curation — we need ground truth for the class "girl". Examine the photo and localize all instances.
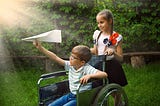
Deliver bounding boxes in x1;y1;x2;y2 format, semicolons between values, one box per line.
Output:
90;9;128;106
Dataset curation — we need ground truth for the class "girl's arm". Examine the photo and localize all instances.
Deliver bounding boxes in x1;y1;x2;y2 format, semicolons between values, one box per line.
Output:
80;70;107;84
33;40;65;66
114;40;123;62
90;45;97;55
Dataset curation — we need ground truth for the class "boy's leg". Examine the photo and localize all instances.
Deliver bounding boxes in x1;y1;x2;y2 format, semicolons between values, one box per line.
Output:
48;94;70;106
63;99;76;106
63;93;76;106
48;93;76;106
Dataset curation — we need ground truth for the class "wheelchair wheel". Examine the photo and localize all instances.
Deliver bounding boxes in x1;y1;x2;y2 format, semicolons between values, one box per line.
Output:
93;83;128;106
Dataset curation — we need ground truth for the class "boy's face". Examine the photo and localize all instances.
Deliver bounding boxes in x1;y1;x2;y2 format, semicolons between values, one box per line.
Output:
69;53;85;69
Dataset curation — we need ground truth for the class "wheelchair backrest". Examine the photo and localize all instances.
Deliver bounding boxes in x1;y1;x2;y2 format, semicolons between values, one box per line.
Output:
88;55;106;67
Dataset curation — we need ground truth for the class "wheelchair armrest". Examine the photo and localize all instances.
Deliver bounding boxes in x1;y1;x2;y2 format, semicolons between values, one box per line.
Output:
40;71;67;79
87;77;108;86
77;77;108;93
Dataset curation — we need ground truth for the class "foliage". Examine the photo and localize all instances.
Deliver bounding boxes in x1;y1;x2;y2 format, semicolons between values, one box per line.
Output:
35;0;160;52
0;0;160;58
95;0;160;51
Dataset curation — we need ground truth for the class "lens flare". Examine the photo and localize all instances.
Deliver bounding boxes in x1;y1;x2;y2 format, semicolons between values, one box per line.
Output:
0;0;32;27
0;37;15;71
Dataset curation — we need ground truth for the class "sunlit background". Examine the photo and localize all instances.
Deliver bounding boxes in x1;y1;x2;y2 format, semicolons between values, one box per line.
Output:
0;1;44;105
0;0;55;70
0;0;29;27
0;0;31;71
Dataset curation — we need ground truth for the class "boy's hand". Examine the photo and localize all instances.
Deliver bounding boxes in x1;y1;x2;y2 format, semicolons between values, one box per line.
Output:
80;75;91;84
33;40;41;49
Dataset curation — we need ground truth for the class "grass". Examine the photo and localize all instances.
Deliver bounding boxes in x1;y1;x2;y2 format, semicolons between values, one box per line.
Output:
123;62;160;106
0;69;43;106
0;62;160;106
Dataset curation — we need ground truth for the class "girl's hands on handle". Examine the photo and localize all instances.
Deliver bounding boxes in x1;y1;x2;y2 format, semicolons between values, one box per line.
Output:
104;48;115;56
104;41;123;62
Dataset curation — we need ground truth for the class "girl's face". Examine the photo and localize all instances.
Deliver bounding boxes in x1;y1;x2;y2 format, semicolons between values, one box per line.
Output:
96;15;111;33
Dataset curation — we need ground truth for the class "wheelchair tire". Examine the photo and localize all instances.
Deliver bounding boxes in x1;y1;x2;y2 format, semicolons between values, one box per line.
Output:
93;83;128;106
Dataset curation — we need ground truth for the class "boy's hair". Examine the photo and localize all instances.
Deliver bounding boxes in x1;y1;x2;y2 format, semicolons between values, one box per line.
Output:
97;9;114;35
71;45;91;63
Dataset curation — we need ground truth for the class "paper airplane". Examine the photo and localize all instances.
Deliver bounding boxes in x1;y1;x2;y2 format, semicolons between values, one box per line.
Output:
22;30;62;43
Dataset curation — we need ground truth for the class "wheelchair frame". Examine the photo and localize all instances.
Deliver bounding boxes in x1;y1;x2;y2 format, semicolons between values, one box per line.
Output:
37;55;128;106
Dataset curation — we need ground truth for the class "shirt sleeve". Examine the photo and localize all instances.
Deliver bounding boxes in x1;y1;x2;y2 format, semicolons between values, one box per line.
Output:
93;30;100;40
116;34;123;42
93;30;101;45
85;64;98;75
64;61;70;72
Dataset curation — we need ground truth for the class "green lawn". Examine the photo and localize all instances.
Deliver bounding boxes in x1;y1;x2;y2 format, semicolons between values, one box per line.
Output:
0;69;42;106
123;62;160;106
0;62;160;106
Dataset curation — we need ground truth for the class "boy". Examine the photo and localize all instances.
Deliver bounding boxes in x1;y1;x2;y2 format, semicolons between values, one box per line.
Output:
33;40;107;106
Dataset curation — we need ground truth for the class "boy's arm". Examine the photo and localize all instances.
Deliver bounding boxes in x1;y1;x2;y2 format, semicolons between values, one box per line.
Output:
80;70;107;84
91;70;107;78
33;40;65;66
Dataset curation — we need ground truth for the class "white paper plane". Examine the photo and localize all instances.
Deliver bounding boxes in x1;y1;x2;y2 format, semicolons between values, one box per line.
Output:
22;30;62;43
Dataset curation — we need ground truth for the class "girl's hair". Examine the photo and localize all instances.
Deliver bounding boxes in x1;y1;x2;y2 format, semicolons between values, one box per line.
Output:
71;45;91;62
97;9;114;35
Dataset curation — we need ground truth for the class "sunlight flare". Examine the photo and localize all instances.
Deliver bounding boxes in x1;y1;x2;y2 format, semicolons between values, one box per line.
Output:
0;0;32;27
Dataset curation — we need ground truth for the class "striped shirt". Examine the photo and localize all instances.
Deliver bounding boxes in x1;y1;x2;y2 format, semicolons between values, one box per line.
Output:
65;61;98;94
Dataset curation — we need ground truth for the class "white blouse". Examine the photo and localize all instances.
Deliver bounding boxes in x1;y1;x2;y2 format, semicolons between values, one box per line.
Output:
93;30;122;60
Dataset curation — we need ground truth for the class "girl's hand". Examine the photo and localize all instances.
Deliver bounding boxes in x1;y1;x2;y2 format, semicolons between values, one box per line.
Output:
80;75;91;84
104;48;115;55
33;40;41;49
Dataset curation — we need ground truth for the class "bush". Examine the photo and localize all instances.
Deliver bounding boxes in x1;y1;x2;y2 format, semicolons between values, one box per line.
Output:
0;0;159;59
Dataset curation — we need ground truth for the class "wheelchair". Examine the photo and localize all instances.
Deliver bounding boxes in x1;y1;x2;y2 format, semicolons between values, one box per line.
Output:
37;55;128;106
